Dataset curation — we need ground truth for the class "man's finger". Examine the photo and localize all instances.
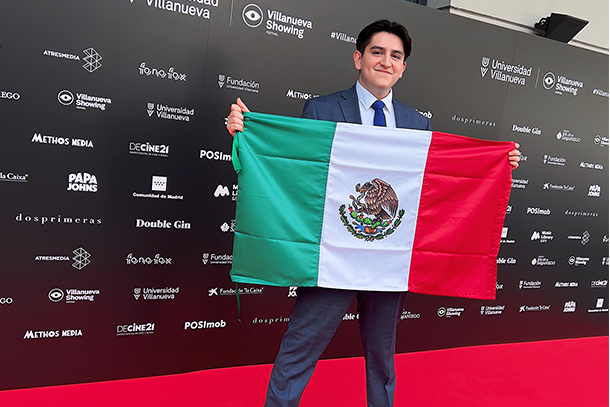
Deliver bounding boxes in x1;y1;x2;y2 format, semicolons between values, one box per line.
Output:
237;97;250;112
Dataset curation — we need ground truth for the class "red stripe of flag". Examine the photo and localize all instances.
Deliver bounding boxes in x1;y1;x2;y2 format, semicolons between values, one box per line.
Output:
408;132;514;299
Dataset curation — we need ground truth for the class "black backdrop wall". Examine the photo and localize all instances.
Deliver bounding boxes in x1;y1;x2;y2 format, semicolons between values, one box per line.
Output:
0;0;607;391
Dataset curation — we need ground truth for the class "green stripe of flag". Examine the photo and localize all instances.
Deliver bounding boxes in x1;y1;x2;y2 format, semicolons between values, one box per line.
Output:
231;112;337;286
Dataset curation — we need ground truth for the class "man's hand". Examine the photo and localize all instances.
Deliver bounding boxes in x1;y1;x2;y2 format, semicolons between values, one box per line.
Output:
226;98;250;137
508;142;520;170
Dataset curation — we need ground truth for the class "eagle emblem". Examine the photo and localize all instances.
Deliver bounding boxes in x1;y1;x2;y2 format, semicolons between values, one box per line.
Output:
339;178;405;242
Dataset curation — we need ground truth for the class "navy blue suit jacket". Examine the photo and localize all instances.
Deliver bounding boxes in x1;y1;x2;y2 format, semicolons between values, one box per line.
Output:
301;85;431;130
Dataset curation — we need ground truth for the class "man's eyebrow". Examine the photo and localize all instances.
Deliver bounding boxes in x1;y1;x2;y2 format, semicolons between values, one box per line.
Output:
369;45;404;55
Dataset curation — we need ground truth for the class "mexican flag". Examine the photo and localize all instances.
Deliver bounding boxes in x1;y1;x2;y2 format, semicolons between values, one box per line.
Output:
230;112;513;299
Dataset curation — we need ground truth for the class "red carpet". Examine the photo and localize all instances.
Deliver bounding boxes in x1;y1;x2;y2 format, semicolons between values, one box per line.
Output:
1;336;607;406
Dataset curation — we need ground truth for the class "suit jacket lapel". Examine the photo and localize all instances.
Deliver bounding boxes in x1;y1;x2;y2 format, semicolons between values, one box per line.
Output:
393;99;411;129
339;86;362;124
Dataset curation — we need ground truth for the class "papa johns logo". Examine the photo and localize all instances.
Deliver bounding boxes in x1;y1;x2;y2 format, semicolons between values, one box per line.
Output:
339;178;404;242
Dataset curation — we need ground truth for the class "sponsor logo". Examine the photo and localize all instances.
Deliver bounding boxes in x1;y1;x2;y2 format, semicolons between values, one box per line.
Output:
587;298;608;313
15;213;102;225
512;178;528;189
23;329;83;339
139;62;186;81
218;73;260;93
134;287;179;301
151;176;167;191
43;48;102;72
49;288;100;303
208;286;263;296
252;315;289;325
480;305;505;316
214;184;238;201
343;312;359;321
567;230;590;245
135;219;191;229
542;71;584;96
285;88;319;100
579;161;604;170
587;184;601;197
531;230;553;243
48;288;64;302
415;109;433;119
542;182;575;192
200;149;231;161
544;183;571;194
147;102;194;122
563;301;577;313
0;297;14;305
593;135;609;147
400;310;421;320
339;178;404;242
542;154;566;166
72;247;91;269
555;281;579;288
527;207;550;216
138;0;217;19
32;132;93;149
288;286;297;297
591;280;608;288
201;253;232;265
519;280;541;290
126;253;172;265
184;320;227;329
500;227;515;244
242;4;313;40
496;257;516;265
83;48;102;72
67;172;97;193
564;209;599;217
220;220;235;233
437;307;464;318
58;90;111;111
480;56;532;85
512;124;541;135
117;322;155;336
129;141;169;157
0;171;28;183
519;304;551;312
242;4;263;27
451;114;495;127
531;256;556;266
556;129;581;143
133;176;182;200
1;90;21;100
329;30;356;44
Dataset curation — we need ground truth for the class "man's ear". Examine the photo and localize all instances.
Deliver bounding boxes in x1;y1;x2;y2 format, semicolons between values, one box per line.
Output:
353;50;362;71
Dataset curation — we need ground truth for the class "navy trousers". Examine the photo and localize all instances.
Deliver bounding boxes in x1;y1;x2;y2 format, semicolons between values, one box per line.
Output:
265;287;407;407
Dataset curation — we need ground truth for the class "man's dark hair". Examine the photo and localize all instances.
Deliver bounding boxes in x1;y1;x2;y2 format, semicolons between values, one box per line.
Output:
356;20;412;60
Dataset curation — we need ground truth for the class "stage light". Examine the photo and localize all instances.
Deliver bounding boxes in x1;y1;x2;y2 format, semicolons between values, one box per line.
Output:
534;13;589;43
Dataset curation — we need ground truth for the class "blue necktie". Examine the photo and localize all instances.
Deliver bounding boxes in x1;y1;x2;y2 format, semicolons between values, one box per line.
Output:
372;100;386;127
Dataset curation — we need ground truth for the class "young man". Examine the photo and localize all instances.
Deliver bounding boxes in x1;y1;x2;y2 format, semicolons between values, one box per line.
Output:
227;20;520;407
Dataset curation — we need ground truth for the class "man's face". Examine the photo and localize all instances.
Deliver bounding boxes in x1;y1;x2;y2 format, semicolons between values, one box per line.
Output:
353;31;406;99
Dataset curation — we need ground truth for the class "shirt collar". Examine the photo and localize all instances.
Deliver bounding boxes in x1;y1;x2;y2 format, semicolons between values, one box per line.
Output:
356;81;394;116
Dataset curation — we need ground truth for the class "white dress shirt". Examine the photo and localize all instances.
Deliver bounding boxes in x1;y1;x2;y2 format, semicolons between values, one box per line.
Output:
355;81;396;128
